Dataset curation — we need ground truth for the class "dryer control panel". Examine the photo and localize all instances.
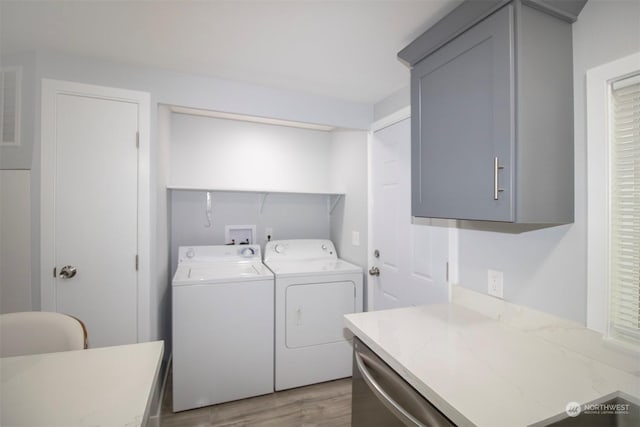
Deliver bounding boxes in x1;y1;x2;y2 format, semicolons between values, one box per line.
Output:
264;239;336;262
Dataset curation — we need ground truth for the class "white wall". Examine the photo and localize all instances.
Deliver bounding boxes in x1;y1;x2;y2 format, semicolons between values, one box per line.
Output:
34;51;372;131
169;113;369;275
329;130;368;268
373;86;410;122
0;49;371;352
373;0;640;324
0;170;32;313
170;113;333;192
454;0;640;324
457;0;640;324
153;104;172;356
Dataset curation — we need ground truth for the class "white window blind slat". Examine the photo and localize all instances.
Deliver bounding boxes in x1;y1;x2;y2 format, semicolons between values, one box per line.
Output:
609;75;640;346
613;74;640;90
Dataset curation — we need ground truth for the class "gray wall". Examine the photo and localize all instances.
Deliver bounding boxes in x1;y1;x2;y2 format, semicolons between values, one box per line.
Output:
373;0;640;324
170;191;332;275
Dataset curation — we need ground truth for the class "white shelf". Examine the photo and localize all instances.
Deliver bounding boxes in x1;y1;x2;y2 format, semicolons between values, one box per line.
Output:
167;186;344;214
167;185;341;196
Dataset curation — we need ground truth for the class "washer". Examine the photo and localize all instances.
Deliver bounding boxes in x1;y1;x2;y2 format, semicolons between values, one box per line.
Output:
264;239;363;391
172;245;274;412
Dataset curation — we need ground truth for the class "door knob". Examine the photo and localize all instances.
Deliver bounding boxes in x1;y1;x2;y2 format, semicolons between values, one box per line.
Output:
368;266;380;277
59;265;77;279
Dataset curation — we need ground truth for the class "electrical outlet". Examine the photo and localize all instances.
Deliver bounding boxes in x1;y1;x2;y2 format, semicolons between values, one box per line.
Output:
487;269;504;298
265;227;273;242
352;231;360;246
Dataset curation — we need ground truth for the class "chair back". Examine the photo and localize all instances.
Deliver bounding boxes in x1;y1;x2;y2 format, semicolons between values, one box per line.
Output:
0;311;88;357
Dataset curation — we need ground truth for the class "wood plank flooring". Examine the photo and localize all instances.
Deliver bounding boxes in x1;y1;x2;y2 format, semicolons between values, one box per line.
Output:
160;371;352;427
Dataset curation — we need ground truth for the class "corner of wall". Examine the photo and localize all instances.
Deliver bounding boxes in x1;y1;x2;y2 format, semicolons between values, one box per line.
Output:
373;86;410;123
328;130;368;269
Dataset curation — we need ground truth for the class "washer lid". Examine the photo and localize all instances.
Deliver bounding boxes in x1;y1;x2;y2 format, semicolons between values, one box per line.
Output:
173;262;273;285
264;258;362;277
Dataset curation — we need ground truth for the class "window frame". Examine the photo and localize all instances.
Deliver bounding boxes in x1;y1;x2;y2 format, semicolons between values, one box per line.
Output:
586;52;640;350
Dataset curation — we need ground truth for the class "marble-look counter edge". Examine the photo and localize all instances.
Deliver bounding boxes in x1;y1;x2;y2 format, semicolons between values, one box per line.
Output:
345;306;476;427
344;303;640;427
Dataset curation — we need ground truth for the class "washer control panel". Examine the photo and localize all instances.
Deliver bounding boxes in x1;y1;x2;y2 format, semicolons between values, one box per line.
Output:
178;245;262;264
241;247;256;257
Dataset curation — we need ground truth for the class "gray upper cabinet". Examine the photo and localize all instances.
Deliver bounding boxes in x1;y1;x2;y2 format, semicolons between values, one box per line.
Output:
400;0;586;224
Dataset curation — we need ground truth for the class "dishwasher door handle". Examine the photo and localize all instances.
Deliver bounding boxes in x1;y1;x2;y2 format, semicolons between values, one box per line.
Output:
354;349;454;427
355;351;425;426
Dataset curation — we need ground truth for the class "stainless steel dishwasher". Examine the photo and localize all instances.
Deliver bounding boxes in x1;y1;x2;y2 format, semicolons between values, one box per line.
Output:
351;337;456;427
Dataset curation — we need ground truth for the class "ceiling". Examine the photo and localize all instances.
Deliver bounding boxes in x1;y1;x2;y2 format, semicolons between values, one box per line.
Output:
0;0;461;105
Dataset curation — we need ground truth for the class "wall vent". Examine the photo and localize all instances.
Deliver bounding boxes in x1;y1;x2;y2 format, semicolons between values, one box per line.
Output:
0;66;21;146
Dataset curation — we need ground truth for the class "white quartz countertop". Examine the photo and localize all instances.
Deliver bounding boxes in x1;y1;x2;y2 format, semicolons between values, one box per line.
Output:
1;340;164;427
344;295;640;427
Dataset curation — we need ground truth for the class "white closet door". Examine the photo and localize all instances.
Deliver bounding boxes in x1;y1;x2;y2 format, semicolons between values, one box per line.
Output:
41;80;150;348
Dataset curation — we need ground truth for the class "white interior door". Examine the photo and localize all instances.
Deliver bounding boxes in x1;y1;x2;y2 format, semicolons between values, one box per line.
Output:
369;112;450;310
41;80;150;348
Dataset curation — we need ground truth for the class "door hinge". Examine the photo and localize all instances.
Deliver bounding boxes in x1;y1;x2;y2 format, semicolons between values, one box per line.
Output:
53;267;57;278
136;131;140;148
446;261;449;282
135;255;139;271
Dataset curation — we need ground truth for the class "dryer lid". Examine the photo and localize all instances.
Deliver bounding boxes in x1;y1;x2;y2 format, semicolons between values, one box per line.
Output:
265;258;362;276
173;262;273;285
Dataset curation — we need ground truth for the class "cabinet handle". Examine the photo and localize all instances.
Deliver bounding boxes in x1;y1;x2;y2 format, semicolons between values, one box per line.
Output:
493;156;505;200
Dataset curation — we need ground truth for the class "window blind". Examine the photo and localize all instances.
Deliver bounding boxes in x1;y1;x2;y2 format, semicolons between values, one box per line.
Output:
610;75;640;346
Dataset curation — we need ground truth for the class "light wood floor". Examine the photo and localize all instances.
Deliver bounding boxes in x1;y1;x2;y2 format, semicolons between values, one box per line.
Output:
160;372;352;427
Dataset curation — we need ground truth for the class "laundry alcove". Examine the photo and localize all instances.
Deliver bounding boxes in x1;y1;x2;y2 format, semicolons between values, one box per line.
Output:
165;105;368;272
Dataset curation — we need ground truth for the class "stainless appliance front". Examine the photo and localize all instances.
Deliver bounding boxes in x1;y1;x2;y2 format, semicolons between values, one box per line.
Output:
351;337;455;427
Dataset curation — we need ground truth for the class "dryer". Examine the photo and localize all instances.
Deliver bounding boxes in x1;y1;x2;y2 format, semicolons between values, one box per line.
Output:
264;239;363;391
172;245;274;412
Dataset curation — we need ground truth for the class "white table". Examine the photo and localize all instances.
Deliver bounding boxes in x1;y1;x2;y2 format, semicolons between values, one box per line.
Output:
1;340;164;427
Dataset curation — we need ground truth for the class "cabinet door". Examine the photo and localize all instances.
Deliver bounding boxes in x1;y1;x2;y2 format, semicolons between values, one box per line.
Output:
411;5;514;221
